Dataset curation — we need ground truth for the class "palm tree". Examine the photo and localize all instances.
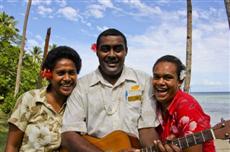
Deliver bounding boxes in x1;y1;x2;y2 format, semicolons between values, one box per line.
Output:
225;0;230;28
0;12;19;43
184;0;192;93
14;0;32;97
49;43;57;51
31;46;42;63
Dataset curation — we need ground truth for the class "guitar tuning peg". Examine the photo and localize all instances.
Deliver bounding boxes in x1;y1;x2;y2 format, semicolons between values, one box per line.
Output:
221;118;225;127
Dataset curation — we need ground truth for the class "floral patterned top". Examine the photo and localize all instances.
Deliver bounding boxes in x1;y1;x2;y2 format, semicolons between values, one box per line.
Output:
8;87;66;152
156;90;215;152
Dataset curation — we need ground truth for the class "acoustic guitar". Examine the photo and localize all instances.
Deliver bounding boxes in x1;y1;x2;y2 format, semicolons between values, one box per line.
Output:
61;119;230;152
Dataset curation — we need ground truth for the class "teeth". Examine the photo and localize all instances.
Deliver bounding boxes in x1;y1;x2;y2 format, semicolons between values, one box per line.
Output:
156;88;167;92
62;84;71;87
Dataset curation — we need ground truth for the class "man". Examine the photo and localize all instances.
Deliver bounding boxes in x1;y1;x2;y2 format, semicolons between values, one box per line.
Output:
61;29;178;152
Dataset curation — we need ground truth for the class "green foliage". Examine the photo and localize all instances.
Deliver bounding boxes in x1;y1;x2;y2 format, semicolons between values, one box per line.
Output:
0;93;16;114
0;12;20;44
0;12;46;114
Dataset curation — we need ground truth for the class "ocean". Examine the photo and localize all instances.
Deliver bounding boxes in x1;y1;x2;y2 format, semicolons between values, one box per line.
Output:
191;92;230;126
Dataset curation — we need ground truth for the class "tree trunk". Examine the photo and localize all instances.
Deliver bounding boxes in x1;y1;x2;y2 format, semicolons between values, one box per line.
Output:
184;0;192;93
224;0;230;29
36;27;51;88
14;0;32;97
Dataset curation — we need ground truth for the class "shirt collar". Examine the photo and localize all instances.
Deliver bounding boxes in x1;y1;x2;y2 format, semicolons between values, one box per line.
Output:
35;86;66;112
89;65;137;87
167;89;183;115
34;87;47;104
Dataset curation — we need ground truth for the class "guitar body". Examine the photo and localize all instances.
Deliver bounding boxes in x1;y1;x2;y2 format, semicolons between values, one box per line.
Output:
84;130;141;151
61;119;230;152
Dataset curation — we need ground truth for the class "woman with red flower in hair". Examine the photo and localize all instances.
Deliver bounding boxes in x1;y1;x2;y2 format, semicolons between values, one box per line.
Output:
5;46;81;152
152;55;215;152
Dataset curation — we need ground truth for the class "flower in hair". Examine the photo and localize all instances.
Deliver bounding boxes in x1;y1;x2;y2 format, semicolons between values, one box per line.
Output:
41;69;52;79
180;70;186;80
91;43;97;52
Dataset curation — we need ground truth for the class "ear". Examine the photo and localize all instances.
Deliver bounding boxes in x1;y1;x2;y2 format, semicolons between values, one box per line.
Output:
178;79;184;88
96;51;99;57
125;47;128;56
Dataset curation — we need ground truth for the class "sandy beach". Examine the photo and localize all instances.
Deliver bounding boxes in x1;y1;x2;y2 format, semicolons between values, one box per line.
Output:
215;139;230;152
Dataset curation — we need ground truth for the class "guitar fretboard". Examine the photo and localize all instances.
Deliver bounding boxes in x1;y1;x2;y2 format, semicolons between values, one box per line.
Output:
140;129;215;152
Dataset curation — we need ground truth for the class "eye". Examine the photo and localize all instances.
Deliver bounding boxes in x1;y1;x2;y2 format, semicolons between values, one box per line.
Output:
153;74;160;80
163;75;174;81
100;45;110;52
56;71;65;76
113;45;124;52
68;70;77;75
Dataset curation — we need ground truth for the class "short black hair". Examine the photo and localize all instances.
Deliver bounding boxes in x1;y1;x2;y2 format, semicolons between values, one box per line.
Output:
96;28;127;50
42;46;82;74
153;55;185;80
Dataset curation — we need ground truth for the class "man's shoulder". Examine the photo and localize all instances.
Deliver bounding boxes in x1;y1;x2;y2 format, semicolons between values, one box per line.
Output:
125;66;151;78
78;70;96;81
77;70;98;88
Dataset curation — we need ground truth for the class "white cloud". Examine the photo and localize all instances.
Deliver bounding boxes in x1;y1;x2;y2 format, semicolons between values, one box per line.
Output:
98;0;114;8
202;80;222;86
35;35;43;42
57;6;79;21
37;5;53;15
86;4;105;18
122;0;162;16
30;0;52;5
96;26;109;32
27;39;39;48
55;0;67;7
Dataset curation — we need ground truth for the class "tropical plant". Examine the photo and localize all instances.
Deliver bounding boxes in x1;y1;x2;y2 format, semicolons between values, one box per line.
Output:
0;12;20;106
30;46;42;63
0;12;45;114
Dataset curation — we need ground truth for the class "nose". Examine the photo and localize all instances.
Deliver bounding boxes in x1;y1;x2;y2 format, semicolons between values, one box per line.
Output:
158;78;165;85
63;73;71;81
108;49;116;57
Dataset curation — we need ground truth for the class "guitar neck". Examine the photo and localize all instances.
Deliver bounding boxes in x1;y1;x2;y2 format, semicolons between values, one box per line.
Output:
170;128;215;149
141;129;215;152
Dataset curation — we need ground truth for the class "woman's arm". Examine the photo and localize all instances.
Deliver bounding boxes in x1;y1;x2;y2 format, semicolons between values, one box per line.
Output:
5;123;24;152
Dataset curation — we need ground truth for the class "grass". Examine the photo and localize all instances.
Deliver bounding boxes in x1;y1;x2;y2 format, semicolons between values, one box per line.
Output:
0;110;8;151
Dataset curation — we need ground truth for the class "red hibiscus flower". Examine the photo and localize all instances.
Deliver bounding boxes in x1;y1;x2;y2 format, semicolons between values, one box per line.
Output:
41;69;52;79
91;43;97;52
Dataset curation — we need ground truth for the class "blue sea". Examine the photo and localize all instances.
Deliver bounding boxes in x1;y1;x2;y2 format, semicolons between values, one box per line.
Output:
191;92;230;126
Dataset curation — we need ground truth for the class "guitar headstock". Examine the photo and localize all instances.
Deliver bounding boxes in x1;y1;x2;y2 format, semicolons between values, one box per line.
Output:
212;118;230;141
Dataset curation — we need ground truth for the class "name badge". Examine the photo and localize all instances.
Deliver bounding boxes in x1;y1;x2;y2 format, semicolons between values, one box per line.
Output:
127;85;142;102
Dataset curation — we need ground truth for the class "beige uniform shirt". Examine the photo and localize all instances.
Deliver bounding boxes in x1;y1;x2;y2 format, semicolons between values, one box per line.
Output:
62;66;159;138
8;87;65;152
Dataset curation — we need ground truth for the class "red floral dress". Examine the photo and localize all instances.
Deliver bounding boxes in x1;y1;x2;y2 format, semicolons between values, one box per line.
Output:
156;90;215;152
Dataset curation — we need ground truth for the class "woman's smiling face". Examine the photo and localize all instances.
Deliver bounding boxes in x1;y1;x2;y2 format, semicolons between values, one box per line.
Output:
152;61;182;107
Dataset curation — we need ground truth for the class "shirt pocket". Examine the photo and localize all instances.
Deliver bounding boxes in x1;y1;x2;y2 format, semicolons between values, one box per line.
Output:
126;89;143;113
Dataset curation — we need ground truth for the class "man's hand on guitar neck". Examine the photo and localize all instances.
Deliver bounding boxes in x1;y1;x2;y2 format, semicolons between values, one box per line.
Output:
153;139;181;152
153;134;182;152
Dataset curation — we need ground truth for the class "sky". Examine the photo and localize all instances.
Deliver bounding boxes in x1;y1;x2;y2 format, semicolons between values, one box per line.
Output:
1;0;229;92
